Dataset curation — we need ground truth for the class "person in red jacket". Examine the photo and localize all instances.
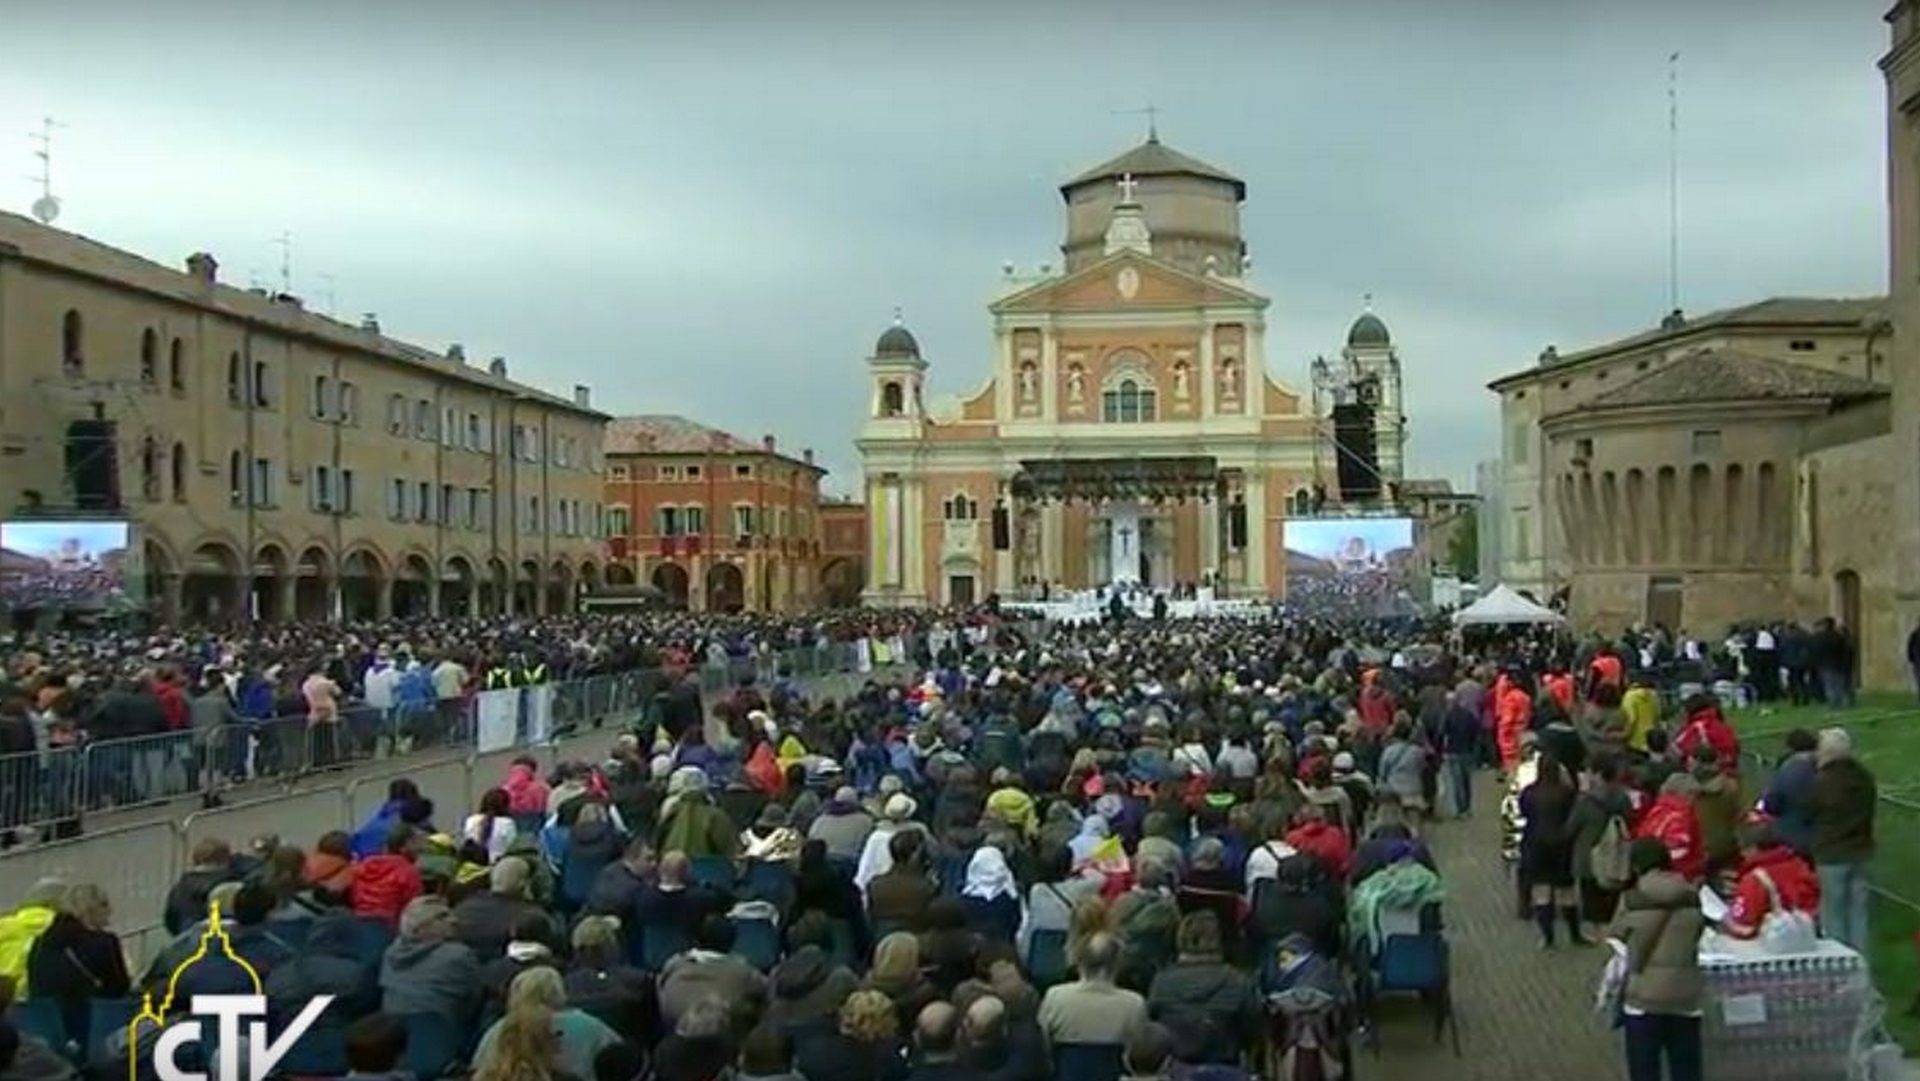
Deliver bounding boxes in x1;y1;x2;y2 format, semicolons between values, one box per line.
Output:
1286;804;1353;881
1722;820;1820;939
1673;695;1740;774
1495;674;1534;773
351;825;424;923
1588;650;1625;698
1635;773;1706;883
1357;673;1397;733
152;668;190;731
1543;670;1575;715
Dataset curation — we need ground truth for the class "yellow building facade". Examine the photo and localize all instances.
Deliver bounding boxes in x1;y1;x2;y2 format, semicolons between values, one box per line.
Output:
0;211;608;623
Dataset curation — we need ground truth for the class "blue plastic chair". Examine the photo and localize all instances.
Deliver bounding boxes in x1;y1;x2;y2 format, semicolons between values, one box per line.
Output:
11;998;73;1059
86;998;136;1065
642;924;691;970
400;1012;463;1081
1051;1042;1123;1081
1367;927;1458;1055
1025;929;1069;989
732;916;780;971
349;916;396;965
689;855;737;892
741;860;794;907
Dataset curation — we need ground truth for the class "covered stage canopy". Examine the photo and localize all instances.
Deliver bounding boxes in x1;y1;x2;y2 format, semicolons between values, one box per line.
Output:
1451;584;1564;627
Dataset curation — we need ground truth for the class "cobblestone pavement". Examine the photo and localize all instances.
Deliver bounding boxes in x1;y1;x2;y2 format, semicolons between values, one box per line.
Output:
1364;774;1620;1081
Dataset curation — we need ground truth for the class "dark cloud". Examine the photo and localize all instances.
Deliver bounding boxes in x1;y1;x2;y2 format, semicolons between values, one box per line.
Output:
0;0;1889;491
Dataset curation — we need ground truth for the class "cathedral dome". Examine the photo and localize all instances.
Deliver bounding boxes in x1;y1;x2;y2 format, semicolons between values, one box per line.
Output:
874;322;921;359
1058;135;1246;276
1348;312;1391;348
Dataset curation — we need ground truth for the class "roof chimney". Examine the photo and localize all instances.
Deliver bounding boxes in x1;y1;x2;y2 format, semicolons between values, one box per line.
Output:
184;252;219;284
447;343;466;363
1537;344;1559;365
360;313;381;333
762;434;777;453
572;384;591;408
1659;308;1687;330
802;448;814;465
488;356;508;378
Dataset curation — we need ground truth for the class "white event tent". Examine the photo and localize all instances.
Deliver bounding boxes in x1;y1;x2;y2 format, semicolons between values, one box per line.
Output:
1451;584;1565;627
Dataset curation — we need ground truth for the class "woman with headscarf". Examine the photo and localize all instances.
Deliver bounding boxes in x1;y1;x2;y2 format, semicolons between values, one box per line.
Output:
959;846;1022;942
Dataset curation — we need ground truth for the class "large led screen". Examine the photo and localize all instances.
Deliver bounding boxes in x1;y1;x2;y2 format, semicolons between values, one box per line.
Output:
1282;517;1417;619
0;520;133;610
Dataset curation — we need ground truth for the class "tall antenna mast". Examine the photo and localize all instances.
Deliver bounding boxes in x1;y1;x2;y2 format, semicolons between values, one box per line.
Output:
27;116;65;225
1667;51;1681;314
270;231;294;295
1114;104;1161;142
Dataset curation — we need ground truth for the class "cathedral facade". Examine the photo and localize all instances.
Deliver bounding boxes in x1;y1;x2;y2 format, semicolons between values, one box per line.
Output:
855;136;1404;607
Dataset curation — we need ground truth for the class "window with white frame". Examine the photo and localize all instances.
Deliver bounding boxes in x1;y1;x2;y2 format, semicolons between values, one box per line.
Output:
416;481;432;523
251;362;273;408
387;394;408;434
251;457;274;506
942;493;979;521
312;375;333;419
684;504;706;536
311;465;334;511
389;478;406;520
442;407;458;447
732;504;755;539
339;469;356;514
610;464;630;481
610;505;631;536
413;400;433;440
466;413;482;451
1101;376;1156;423
338;382;358;425
440;484;455;525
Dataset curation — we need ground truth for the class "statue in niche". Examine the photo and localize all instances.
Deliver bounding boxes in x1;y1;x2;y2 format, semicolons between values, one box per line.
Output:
1067;364;1086;403
1172;361;1190;400
1018;362;1037;402
1220;359;1239;400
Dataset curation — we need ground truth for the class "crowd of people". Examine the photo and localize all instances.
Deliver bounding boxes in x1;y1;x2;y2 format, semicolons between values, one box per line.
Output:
0;608;1887;1081
0;610;992;836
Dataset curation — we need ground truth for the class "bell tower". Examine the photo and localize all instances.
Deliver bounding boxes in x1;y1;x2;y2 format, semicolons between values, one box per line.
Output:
1340;301;1407;487
867;312;926;421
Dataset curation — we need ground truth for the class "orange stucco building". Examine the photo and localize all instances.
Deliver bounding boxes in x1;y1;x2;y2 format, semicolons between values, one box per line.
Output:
602;415;827;611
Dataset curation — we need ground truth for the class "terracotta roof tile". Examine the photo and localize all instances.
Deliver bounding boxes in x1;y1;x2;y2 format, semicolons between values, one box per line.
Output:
1580;347;1886;410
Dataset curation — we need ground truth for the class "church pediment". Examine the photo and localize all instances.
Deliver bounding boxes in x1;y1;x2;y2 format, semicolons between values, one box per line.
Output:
990;252;1267;315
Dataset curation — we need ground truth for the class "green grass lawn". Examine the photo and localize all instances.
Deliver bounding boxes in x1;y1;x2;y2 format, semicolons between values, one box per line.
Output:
1729;692;1920;1047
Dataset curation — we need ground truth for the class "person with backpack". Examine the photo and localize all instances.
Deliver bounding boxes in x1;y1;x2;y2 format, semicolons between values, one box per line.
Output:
1568;752;1638;936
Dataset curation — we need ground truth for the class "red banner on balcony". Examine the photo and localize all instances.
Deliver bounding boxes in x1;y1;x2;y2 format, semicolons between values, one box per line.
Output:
608;537;629;560
658;537;676;557
685;535;702;555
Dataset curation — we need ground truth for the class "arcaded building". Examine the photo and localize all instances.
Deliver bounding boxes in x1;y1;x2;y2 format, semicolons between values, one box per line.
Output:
0;211;609;623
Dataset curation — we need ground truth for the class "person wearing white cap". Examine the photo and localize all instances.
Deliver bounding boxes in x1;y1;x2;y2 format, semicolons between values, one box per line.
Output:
853;792;925;894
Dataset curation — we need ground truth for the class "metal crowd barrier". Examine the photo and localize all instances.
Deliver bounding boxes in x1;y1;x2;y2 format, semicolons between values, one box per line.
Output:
0;638;936;840
0;629;954;965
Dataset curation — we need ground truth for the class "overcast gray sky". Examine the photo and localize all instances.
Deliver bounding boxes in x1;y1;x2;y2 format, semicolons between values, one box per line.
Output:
0;0;1892;494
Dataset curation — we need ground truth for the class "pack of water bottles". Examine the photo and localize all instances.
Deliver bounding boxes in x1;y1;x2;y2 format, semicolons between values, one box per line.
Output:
1700;938;1877;1081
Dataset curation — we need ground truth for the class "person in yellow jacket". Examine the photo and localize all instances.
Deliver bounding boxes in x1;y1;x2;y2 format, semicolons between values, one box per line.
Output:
0;877;69;997
1622;676;1661;754
985;769;1038;837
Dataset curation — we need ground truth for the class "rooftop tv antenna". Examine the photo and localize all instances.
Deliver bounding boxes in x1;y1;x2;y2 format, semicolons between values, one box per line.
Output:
1114;103;1161;142
270;231;294;295
1667;51;1682;313
27;116;65;225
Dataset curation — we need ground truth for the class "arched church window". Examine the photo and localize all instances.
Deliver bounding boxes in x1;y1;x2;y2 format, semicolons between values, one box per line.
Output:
1102;378;1156;423
943;493;978;521
881;381;904;417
